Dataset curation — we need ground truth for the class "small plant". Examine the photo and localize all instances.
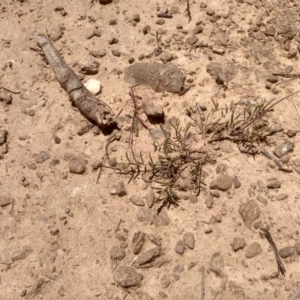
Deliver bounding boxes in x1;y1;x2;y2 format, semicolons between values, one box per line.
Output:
186;96;285;145
122;118;207;211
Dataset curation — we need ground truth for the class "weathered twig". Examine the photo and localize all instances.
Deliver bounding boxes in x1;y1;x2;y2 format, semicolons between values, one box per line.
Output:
294;103;300;119
0;84;20;94
186;0;192;22
200;266;205;300
38;35;116;129
261;227;286;276
115;218;123;233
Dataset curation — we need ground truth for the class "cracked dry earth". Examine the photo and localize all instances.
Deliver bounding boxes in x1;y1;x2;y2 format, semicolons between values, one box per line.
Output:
2;0;300;299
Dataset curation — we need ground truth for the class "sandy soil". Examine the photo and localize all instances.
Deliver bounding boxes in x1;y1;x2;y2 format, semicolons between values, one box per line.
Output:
1;0;300;299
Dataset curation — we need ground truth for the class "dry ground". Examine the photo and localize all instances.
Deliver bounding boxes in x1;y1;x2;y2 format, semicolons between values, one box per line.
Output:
1;0;300;299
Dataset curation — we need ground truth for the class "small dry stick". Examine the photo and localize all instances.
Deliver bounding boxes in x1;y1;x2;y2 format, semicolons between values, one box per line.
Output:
289;284;300;300
262;229;286;276
115;218;123;233
0;84;20;94
200;266;205;300
186;0;192;22
294;103;300;119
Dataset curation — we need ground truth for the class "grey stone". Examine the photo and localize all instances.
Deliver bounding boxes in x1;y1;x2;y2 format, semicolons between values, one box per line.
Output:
145;189;155;208
193;25;203;34
175;240;185;254
173;264;184;281
69;158;86;174
264;26;275;36
129;195;145;206
35;151;51;164
156;19;165;25
110;246;125;261
132;231;146;254
111;50;121;57
137;207;153;223
0;195;11;207
0;92;12;105
206;62;222;78
295;241;300;255
142;93;164;118
186;35;199;45
239;200;260;229
279;246;295;258
212;47;225;55
267;178;281;189
89;49;106;58
124;62;185;93
210;174;233;191
257;195;268;206
161;274;171;288
183;232;195;249
116;182;127;197
273;141;294;158
231;237;246;252
206;8;215;16
11;246;33;261
113;266;143;288
152;207;170;226
210;252;224;276
78;57;99;74
108;37;118;45
160;53;173;63
134;247;161;267
245;242;262;258
136;206;170;226
138;291;153;300
233;175;241;189
0;129;8;145
275;193;288;201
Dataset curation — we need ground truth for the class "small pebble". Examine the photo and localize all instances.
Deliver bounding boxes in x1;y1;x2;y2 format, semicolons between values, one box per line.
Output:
174;240;185;254
279;246;295;258
0;129;8;145
275;193;288;201
267;178;281;189
27;109;35;116
129;195;145;206
161;274;171;288
69;158;86;174
186;35;199;45
245;242;262;258
116;181;127;197
35;151;51;164
183;232;195;249
231;237;246;252
210;252;224;276
206;8;215;16
112;50;121;57
108;37;118;45
295;241;300;255
156;19;165;25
